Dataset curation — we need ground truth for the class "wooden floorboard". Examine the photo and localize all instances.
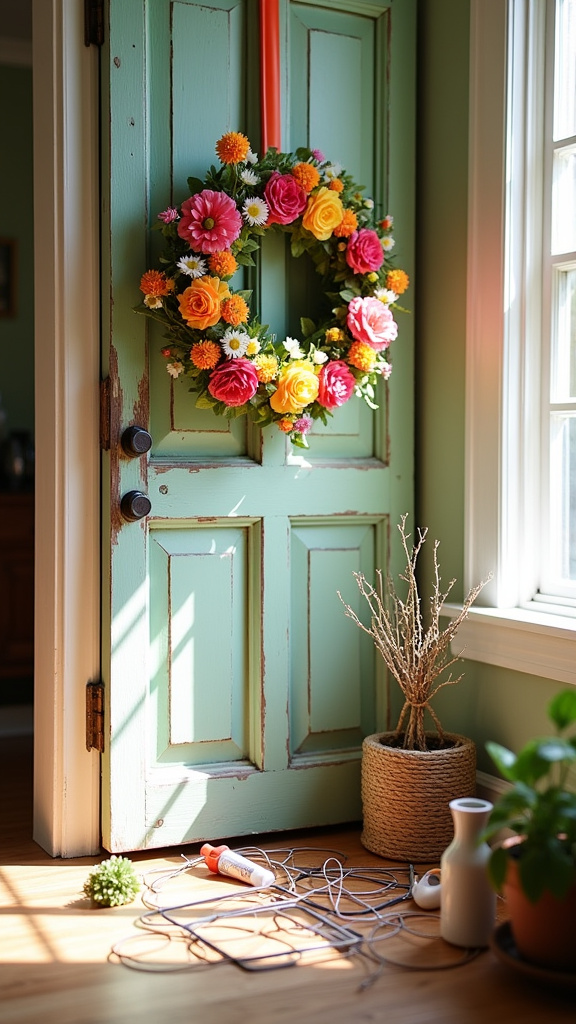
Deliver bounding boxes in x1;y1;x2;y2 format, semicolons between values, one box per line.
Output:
0;733;575;1023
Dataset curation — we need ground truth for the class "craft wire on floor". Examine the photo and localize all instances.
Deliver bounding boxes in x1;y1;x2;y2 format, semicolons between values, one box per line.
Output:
109;845;481;985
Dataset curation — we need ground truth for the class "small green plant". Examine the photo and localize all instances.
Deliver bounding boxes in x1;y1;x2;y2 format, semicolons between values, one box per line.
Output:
483;688;576;902
83;855;140;907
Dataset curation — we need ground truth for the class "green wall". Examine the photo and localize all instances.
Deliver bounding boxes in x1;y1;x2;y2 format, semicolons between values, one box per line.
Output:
0;64;34;437
416;0;565;773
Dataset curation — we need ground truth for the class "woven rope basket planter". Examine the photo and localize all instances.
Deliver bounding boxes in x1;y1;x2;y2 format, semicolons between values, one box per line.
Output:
361;731;477;862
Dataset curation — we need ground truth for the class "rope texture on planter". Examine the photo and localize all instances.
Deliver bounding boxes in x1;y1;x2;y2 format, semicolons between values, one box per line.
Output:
361;732;477;863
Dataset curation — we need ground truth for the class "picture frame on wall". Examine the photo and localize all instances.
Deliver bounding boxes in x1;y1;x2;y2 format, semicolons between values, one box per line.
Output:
0;239;16;317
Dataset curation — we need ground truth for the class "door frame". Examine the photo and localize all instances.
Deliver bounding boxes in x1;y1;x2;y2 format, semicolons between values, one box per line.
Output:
32;0;100;856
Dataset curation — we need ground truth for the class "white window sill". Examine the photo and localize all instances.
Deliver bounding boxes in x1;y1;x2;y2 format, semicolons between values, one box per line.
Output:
442;603;576;685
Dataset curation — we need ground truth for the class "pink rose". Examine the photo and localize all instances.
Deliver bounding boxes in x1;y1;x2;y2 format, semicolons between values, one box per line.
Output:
263;172;307;225
177;189;242;253
208;357;259;407
317;360;356;410
346;229;384;274
346;296;398;351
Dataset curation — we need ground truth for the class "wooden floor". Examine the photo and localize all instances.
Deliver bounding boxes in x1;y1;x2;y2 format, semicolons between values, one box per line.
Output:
1;732;575;1024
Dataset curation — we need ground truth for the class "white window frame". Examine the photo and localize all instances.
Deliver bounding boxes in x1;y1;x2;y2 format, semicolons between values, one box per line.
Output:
444;0;576;686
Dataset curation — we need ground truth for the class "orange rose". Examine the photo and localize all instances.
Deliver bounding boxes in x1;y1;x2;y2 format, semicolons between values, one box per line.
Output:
270;361;319;414
177;276;230;330
302;187;344;241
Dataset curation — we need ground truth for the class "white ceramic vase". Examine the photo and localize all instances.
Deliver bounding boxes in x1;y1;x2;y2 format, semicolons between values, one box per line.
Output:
440;797;496;948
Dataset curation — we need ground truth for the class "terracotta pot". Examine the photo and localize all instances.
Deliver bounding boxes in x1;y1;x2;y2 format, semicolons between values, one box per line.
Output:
360;731;476;861
504;855;576;971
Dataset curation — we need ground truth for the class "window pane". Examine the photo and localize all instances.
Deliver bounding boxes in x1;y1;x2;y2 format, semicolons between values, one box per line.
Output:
551;267;576;399
552;145;576;254
549;413;576;582
554;0;576;140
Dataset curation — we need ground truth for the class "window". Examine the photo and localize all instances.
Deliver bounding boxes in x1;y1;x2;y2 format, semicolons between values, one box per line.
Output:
541;0;576;600
445;0;576;684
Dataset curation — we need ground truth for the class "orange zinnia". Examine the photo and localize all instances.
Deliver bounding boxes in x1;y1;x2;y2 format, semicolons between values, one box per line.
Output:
347;340;377;372
209;250;238;278
139;269;172;296
386;269;410;295
291;162;321;193
221;294;250;326
328;179;344;193
333;209;358;238
215;131;250;165
277;418;294;433
190;340;221;370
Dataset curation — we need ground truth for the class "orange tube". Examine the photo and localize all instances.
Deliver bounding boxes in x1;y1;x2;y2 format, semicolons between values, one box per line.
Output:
259;0;281;152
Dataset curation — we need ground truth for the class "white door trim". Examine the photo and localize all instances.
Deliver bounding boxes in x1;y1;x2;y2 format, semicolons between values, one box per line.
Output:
32;0;100;856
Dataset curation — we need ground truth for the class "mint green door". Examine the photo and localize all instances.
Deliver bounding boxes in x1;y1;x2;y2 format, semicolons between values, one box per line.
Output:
101;0;415;852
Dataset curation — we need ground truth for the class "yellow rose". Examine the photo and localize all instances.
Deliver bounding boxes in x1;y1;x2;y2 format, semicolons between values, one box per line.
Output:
302;187;345;241
270;360;319;414
178;275;230;330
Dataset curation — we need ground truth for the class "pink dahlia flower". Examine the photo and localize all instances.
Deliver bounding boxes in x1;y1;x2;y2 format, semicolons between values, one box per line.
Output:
263;172;307;225
346;295;398;351
157;207;180;224
317;360;356;409
177;189;242;254
346;229;384;275
207;357;259;407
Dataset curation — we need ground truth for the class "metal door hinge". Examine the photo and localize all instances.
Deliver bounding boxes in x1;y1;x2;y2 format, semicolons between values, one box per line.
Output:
85;0;104;47
86;681;105;752
100;377;111;451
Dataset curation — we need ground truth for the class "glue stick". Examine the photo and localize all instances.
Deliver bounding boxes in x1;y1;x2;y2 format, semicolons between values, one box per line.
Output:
200;843;276;888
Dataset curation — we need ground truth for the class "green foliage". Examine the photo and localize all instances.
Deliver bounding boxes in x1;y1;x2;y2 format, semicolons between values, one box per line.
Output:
83;855;140;907
483;688;576;902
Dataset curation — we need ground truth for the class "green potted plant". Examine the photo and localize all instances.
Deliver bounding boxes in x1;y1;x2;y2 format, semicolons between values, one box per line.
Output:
483;688;576;972
338;514;489;862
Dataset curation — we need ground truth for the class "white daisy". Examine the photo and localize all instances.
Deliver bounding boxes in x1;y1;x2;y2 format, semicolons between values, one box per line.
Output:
364;198;374;210
240;168;259;186
144;294;163;309
312;350;328;364
284;336;304;359
242;196;269;226
323;162;342;180
166;361;184;378
221;327;251;358
177;253;208;278
246;149;258;165
381;236;395;252
375;287;397;304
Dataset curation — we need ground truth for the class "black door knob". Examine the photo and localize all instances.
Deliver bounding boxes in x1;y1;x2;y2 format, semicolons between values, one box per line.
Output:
120;490;151;522
121;425;152;458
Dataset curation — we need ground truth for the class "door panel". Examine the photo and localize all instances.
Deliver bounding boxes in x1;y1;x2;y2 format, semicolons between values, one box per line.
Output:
102;0;415;852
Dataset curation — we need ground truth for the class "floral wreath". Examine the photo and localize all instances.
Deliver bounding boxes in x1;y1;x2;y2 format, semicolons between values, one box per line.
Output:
135;131;409;449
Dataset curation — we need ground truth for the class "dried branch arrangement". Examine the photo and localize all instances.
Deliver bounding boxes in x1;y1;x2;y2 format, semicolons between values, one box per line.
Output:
338;514;490;751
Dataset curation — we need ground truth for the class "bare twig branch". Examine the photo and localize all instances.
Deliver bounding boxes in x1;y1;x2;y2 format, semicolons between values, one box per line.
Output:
337;514;491;750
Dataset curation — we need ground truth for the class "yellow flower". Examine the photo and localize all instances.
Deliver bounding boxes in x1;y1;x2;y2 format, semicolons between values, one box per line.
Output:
215;131;250;164
270;360;319;414
302;187;344;241
325;327;345;343
246;338;261;356
254;353;278;383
